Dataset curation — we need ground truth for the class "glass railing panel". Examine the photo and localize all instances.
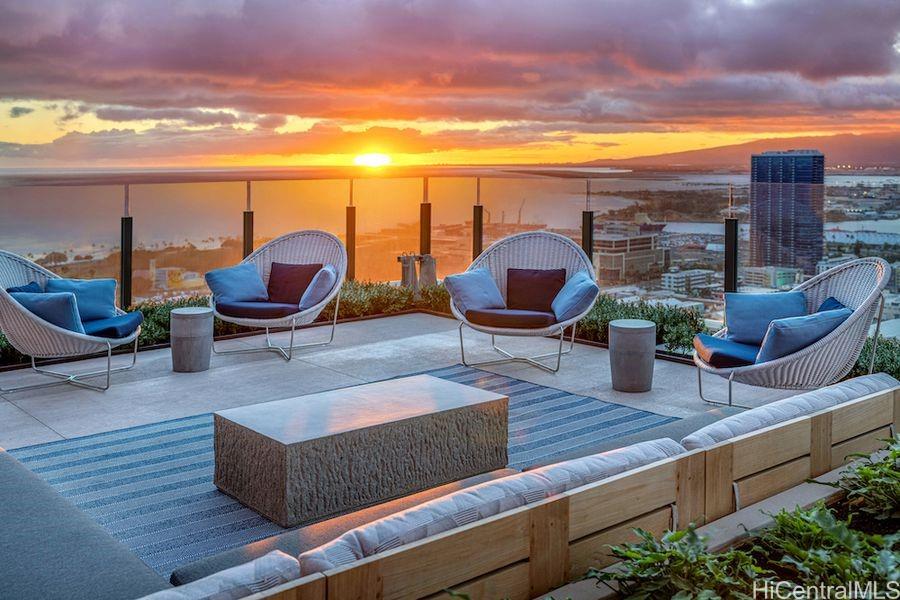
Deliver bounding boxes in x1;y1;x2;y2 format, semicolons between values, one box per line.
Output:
354;177;420;282
129;182;244;302
0;184;121;284
479;177;585;248
252;179;347;248
429;177;476;279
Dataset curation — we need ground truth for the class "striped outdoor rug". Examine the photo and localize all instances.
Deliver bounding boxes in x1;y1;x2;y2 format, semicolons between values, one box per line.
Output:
9;365;677;578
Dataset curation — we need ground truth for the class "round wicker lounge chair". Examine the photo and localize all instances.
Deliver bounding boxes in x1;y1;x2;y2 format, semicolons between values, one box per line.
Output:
452;230;596;373
696;257;891;407
0;250;139;392
211;230;347;361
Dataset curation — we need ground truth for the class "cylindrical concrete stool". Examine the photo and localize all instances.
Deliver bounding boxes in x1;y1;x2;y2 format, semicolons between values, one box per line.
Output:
171;307;214;373
609;319;656;392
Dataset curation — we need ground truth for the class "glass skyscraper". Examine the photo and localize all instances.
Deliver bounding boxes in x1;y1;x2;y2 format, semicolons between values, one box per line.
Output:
750;150;825;275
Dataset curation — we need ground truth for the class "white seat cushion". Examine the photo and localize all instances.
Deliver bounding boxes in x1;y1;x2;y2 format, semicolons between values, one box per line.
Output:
138;551;299;600
298;438;684;575
681;374;899;450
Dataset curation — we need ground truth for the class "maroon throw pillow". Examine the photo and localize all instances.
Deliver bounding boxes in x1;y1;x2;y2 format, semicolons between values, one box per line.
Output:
506;268;566;312
267;262;323;304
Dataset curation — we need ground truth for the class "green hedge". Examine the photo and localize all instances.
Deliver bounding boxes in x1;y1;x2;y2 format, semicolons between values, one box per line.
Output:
1;284;898;384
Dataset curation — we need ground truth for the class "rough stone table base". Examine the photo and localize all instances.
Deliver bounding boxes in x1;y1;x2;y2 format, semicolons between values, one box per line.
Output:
214;375;508;527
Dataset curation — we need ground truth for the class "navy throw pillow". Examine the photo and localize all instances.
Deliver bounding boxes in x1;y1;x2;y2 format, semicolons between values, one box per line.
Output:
507;268;566;312
267;262;323;304
206;263;269;304
818;297;846;312
45;278;117;321
5;281;42;294
724;291;807;345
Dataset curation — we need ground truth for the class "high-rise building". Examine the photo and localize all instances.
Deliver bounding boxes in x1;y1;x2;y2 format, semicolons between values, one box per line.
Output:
750;150;825;275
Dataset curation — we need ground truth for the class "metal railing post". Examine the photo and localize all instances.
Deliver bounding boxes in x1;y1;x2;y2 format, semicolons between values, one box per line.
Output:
725;217;739;292
581;179;594;260
243;181;254;258
346;179;356;281
420;177;431;255
472;177;483;259
120;184;133;308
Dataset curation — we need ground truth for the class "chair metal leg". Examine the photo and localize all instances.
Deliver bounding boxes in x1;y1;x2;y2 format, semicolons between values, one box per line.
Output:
212;295;340;362
459;322;575;373
697;367;753;409
1;338;139;394
868;292;885;375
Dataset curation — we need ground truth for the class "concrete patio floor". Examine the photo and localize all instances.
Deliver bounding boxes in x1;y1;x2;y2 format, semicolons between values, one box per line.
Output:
0;313;793;451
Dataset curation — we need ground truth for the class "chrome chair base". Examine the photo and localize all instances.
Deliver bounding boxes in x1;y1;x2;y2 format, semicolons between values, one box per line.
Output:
697;368;754;409
458;322;576;373
1;338;139;393
212;297;339;362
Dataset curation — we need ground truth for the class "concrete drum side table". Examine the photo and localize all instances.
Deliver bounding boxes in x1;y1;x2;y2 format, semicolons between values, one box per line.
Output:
609;318;656;392
171;307;214;372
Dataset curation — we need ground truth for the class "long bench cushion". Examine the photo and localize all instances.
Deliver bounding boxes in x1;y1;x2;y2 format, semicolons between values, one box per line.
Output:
139;551;298;600
0;449;169;600
170;468;518;585
693;333;759;368
681;373;900;450
297;438;685;576
215;301;300;320
82;311;144;338
466;308;557;329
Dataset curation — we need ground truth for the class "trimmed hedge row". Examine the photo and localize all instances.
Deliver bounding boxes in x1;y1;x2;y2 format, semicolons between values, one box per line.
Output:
1;283;897;383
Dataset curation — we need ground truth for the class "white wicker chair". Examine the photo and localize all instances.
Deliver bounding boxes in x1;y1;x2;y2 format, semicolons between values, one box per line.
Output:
0;250;139;392
696;257;891;407
211;230;346;361
452;230;597;373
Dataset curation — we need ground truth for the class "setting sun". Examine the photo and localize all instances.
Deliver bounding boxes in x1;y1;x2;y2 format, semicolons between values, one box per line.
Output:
353;153;392;167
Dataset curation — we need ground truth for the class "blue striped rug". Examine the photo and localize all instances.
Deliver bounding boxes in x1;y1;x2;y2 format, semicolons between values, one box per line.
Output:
9;365;677;578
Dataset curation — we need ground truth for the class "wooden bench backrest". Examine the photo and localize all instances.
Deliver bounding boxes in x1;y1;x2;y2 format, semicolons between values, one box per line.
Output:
252;384;898;600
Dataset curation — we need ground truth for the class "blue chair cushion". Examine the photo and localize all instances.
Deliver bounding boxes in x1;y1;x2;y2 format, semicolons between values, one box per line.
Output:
216;301;300;320
10;292;85;334
82;312;144;339
693;334;759;368
507;268;566;312
551;271;600;322
45;278;117;321
267;262;322;304
444;268;505;315
466;308;557;329
724;291;807;345
818;296;846;312
5;281;42;294
205;263;269;304
300;265;338;310
756;308;853;363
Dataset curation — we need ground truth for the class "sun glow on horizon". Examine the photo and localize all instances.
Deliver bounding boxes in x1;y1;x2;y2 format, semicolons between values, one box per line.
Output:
353;153;392;167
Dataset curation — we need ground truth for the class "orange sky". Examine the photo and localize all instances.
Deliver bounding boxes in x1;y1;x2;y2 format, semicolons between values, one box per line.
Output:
1;1;899;167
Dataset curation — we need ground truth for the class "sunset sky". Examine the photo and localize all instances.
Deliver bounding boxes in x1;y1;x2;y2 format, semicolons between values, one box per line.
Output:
1;0;899;167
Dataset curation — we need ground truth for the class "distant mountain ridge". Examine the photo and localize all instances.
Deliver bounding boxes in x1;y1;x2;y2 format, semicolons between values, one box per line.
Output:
586;132;900;168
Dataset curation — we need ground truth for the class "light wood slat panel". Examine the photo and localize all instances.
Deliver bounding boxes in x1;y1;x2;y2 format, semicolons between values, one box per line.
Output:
831;426;893;469
528;496;569;597
735;456;810;509
675;451;705;528
831;391;894;443
244;574;326;600
704;444;734;522
326;504;532;600
566;460;677;541
893;389;899;433
425;562;531;600
810;411;833;477
568;507;672;578
732;419;810;479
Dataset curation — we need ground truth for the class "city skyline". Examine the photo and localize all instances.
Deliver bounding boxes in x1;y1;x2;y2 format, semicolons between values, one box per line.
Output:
1;0;900;168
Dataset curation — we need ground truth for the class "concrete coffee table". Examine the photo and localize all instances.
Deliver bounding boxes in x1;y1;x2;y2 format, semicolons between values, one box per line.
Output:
214;375;509;527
